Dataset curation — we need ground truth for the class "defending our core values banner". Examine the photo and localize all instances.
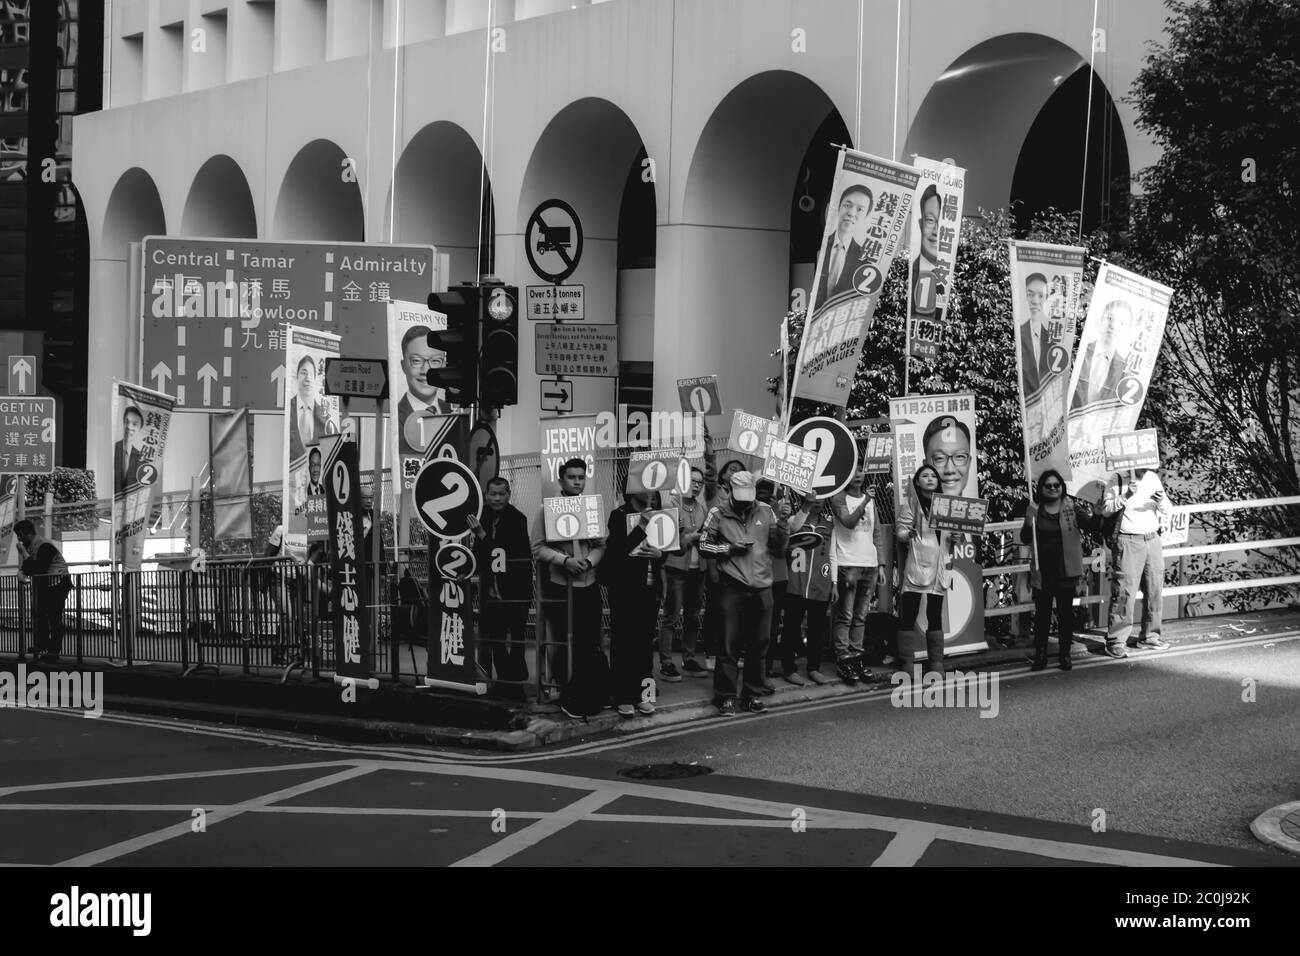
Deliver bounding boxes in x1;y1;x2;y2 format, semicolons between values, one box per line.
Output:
905;157;966;363
112;380;175;571
790;149;920;409
1009;241;1087;488
1065;262;1172;502
282;326;342;558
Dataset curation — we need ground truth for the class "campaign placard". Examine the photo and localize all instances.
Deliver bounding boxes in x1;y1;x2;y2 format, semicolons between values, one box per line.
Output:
863;433;894;474
626;449;690;495
1161;506;1190;546
543;494;606;542
929;494;989;535
727;409;780;459
761;438;819;494
625;508;681;553
1103;428;1160;472
677;375;722;416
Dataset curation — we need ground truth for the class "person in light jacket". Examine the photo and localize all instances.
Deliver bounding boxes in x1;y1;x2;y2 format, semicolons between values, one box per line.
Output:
894;464;955;677
1019;469;1101;671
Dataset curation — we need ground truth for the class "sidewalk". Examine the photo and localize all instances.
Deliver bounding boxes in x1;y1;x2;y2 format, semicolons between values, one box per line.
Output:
4;608;1297;752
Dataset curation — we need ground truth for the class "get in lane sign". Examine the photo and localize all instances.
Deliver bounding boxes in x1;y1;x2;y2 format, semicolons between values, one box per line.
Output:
0;398;56;474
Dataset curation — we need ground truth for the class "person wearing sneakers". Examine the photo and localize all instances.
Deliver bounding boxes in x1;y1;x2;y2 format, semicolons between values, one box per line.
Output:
779;494;836;684
830;466;886;684
759;479;790;693
1102;467;1173;658
657;464;715;682
700;470;791;715
601;489;665;717
699;457;749;669
895;464;956;678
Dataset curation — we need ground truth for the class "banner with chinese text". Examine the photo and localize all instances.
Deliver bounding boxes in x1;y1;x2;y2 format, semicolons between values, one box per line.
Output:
323;428;371;681
111;381;175;571
905;157;966;364
282;326;341;559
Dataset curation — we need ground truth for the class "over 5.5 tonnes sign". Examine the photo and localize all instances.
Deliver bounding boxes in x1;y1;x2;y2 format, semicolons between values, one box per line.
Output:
140;237;436;411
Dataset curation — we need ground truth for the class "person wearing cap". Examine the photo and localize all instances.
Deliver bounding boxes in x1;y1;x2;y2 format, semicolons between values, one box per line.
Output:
698;457;748;669
829;466;887;684
779;494;836;684
699;470;791;716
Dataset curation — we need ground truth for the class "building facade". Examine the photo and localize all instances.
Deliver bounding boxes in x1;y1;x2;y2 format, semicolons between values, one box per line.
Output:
73;0;1163;498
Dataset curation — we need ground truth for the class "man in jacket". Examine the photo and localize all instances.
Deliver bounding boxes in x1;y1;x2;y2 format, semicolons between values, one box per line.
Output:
602;489;664;717
700;471;791;715
469;476;532;701
530;458;606;701
15;519;71;664
657;463;715;681
1102;468;1173;658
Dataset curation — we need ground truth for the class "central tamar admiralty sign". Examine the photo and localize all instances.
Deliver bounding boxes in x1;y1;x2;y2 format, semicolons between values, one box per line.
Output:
140;237;437;411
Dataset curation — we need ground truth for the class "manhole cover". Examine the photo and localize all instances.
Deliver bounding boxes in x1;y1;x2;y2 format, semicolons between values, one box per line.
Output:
616;763;713;780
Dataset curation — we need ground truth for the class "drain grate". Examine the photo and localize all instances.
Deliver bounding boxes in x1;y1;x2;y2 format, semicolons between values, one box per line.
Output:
616;763;713;780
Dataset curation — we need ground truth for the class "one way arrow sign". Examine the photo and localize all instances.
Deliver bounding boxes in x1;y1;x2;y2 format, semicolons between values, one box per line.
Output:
8;355;36;395
540;377;572;413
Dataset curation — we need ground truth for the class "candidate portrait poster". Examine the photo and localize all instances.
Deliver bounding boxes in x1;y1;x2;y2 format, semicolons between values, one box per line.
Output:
905;157;966;364
282;326;341;558
889;392;984;656
111;381;175;571
1066;262;1172;502
1010;241;1086;488
790;149;920;410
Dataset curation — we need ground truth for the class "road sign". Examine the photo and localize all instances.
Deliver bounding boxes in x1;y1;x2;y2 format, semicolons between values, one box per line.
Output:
787;417;860;499
323;358;389;400
930;494;989;535
525;200;583;283
543;494;605;542
626;450;691;495
0;397;55;474
526;284;586;321
1103;428;1160;472
677;375;722;416
7;355;36;396
140;237;436;411
467;422;499;489
626;508;681;553
535;323;617;378
727;409;780;459
434;542;476;582
761;438;819;494
413;457;483;540
539;378;572;413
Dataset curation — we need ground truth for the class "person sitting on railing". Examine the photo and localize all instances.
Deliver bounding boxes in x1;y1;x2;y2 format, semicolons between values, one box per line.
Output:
1020;470;1101;672
14;519;72;665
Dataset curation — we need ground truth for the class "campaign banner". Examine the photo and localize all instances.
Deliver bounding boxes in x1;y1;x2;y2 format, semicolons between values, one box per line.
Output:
543;494;606;542
1010;241;1087;489
905;157;966;363
791;149;920;408
305;492;329;544
863;434;894;475
677;375;722;416
929;494;989;535
387;299;466;523
626;449;691;495
1103;428;1160;472
0;475;15;567
1066;262;1173;501
112;381;175;571
322;428;370;681
761;438;819;494
282;326;341;558
540;413;603;499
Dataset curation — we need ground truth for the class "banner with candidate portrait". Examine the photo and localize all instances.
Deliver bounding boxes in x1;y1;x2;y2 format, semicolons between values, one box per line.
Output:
889;392;984;656
1065;262;1172;502
111;380;175;571
282;326;341;559
790;149;920;410
905;157;966;363
1010;241;1087;489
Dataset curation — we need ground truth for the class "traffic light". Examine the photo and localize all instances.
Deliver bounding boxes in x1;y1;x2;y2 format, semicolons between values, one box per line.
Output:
479;282;519;407
426;285;481;408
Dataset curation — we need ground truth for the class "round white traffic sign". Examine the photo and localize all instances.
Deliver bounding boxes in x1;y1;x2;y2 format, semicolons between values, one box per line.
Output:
413;458;483;540
786;417;860;499
435;542;476;582
554;513;581;539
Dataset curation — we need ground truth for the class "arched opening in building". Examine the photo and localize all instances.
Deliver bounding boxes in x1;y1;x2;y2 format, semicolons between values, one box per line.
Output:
271;139;365;241
788;110;856;310
182;155;259;237
904;33;1130;235
385;121;494;285
101;166;166;258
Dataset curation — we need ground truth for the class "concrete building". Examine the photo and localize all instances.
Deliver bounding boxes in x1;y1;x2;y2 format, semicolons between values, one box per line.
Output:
74;0;1162;499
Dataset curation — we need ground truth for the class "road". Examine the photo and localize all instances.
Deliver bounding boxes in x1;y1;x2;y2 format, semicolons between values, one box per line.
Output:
0;630;1297;867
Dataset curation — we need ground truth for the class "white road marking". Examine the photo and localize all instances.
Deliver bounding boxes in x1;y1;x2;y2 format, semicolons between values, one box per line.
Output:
872;824;937;866
448;789;620;867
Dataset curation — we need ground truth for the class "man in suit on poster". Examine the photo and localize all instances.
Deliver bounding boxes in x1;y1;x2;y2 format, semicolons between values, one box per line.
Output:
1071;300;1134;409
396;324;456;458
113;405;144;494
288;355;338;462
1018;273;1055;397
814;184;873;306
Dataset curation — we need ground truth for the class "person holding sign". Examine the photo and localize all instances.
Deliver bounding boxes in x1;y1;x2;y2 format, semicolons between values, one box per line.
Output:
469;477;532;701
699;471;791;716
601;490;666;717
895;465;956;677
780;495;836;685
829;467;886;684
1019;470;1101;671
658;465;715;681
1102;467;1173;657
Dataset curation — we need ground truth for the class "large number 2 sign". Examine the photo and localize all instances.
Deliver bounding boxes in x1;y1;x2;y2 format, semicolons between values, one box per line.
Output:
422;473;468;531
802;428;838;491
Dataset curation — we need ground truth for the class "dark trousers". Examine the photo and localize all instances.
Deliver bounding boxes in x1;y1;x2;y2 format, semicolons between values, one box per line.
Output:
609;584;657;705
34;586;69;657
766;579;787;664
713;577;772;703
1033;584;1076;657
779;594;829;673
897;590;944;632
700;573;721;658
480;598;530;684
657;567;704;662
541;578;603;687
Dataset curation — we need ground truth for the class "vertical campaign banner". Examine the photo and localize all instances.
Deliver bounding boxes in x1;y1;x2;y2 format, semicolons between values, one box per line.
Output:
322;428;371;681
0;475;15;567
889;393;983;655
1010;242;1087;488
790;149;920;410
111;381;175;571
906;157;966;363
1066;263;1172;502
282;326;341;558
387;298;462;523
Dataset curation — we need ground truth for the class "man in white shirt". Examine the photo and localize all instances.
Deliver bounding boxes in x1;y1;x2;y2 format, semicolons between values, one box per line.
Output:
1102;467;1173;657
829;468;886;683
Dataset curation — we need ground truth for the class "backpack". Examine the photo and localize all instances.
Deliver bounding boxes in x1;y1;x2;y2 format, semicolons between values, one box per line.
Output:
559;643;612;718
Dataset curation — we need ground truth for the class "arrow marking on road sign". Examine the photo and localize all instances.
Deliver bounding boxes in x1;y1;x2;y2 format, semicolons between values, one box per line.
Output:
12;358;31;392
197;363;219;407
151;362;171;391
271;365;286;407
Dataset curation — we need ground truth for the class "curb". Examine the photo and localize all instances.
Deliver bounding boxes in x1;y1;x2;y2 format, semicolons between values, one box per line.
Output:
1250;801;1300;857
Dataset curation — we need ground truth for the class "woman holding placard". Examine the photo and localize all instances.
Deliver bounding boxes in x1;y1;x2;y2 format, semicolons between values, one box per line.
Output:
895;464;955;677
